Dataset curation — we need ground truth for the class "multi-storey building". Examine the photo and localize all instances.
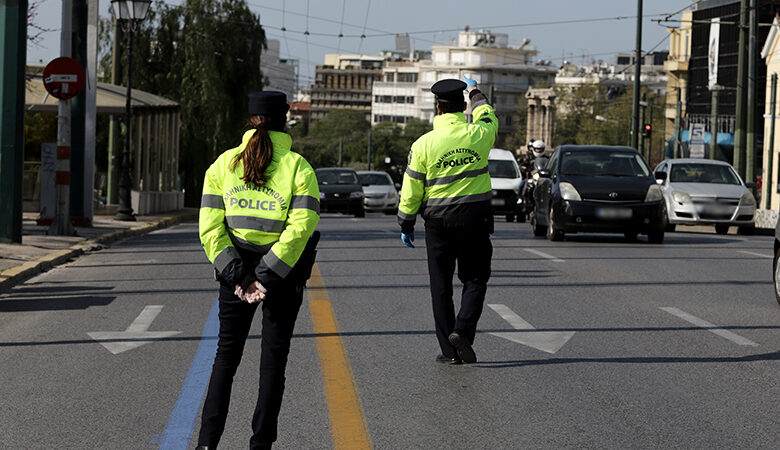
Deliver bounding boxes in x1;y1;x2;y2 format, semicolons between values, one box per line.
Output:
310;54;384;122
260;40;297;100
664;10;692;141
371;30;557;144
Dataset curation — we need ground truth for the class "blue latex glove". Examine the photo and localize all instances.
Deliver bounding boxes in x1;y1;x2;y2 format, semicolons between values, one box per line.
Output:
462;74;477;90
401;232;415;248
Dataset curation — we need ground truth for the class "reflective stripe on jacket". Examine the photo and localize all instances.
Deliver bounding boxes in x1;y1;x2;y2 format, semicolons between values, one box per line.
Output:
398;91;498;230
199;129;320;280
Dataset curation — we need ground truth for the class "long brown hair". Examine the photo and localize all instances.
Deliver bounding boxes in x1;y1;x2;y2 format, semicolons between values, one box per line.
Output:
231;115;285;185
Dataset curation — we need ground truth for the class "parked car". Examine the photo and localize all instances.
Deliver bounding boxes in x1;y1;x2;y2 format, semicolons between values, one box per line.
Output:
532;145;665;243
488;148;523;222
653;159;756;235
773;219;780;305
315;168;365;217
357;171;399;214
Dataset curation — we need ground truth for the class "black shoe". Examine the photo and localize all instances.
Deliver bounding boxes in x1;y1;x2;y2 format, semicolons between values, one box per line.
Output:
448;332;477;363
435;354;462;365
195;447;210;450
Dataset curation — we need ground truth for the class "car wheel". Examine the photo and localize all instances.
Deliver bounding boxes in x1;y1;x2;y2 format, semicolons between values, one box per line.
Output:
505;214;514;222
647;229;664;244
530;213;546;237
737;225;755;235
546;208;564;241
774;248;780;306
354;208;365;218
715;224;729;235
662;204;675;232
624;231;638;241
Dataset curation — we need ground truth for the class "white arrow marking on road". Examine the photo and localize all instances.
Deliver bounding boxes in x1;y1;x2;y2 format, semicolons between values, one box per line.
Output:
523;248;564;262
88;305;181;355
660;307;759;347
488;304;575;354
738;250;773;259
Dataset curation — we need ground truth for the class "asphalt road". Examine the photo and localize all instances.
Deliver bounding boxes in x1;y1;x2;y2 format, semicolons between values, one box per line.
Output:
0;215;777;449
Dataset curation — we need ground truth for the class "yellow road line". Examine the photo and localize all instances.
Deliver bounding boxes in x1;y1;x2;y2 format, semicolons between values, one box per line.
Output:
308;264;373;449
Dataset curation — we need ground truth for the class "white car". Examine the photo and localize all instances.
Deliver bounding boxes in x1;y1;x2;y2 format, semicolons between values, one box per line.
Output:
488;148;524;222
357;171;399;214
653;159;756;234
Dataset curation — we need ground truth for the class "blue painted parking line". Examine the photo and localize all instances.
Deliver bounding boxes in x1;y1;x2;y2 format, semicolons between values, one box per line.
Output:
157;299;219;449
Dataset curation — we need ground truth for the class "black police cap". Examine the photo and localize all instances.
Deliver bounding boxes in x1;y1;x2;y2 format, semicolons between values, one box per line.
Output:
248;91;290;116
431;79;467;103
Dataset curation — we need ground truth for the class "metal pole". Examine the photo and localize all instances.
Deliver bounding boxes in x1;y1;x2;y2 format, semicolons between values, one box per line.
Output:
338;138;343;167
70;0;86;224
0;0;28;243
367;128;372;171
767;74;777;210
116;23;136;221
630;0;643;150
745;0;757;185
733;0;748;177
107;18;119;204
648;103;653;162
638;101;645;157
673;87;682;158
49;0;75;235
710;89;719;160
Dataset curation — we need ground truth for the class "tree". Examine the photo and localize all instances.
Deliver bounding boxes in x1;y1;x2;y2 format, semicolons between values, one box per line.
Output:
102;0;265;206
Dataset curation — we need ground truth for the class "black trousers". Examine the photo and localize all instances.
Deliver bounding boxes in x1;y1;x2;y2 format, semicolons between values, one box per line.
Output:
197;281;304;449
424;225;492;358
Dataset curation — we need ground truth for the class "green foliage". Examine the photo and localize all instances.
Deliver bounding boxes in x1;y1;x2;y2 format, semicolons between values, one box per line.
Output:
24;112;58;160
104;0;265;206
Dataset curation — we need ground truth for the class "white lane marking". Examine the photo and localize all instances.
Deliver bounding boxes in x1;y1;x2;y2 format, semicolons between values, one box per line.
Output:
488;304;575;354
523;248;564;262
660;307;759;347
88;305;181;355
738;250;773;259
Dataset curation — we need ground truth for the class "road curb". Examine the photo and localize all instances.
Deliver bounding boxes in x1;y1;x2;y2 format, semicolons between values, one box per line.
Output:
0;209;197;292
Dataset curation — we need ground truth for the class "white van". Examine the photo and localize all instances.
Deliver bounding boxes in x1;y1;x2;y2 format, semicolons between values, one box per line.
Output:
488;148;523;222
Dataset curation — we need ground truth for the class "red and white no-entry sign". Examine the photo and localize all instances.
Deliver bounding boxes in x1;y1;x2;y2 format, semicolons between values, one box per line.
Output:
43;57;85;100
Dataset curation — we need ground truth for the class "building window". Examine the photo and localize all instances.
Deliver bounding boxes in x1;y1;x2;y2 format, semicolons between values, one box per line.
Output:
384;72;395;82
398;73;418;83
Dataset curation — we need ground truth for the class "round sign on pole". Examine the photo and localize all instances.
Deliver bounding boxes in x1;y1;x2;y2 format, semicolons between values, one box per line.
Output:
43;57;86;100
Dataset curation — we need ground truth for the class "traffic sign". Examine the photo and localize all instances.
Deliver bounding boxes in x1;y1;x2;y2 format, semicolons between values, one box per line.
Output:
43;57;85;100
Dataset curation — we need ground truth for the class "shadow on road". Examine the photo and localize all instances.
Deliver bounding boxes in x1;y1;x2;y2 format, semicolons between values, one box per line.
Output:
476;351;780;368
0;295;115;312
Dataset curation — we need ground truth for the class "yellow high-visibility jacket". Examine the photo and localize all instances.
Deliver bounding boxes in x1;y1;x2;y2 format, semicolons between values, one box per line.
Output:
199;129;320;284
398;90;498;231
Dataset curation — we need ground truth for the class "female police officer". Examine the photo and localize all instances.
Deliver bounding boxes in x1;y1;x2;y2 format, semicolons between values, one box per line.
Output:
197;91;320;450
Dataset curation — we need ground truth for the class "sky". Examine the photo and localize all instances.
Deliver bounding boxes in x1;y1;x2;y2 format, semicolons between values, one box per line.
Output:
27;0;695;86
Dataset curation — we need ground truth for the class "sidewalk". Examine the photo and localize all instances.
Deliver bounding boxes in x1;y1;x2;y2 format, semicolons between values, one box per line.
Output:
0;209;198;291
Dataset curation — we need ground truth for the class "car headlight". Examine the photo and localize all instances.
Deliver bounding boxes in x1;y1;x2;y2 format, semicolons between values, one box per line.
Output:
559;182;581;201
644;185;663;202
349;191;364;199
672;190;691;204
319;192;325;199
739;192;756;207
387;191;397;199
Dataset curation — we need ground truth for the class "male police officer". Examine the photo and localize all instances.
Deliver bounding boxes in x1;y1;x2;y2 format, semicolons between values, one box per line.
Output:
398;75;498;364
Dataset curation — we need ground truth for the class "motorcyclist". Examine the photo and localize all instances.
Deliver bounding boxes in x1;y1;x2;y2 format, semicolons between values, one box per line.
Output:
518;140;548;218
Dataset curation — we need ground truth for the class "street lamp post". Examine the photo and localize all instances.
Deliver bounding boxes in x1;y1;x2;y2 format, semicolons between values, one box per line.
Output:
111;0;150;221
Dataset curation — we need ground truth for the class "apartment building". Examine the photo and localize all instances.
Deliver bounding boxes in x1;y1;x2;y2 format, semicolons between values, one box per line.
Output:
310;54;384;122
371;29;557;142
260;40;297;100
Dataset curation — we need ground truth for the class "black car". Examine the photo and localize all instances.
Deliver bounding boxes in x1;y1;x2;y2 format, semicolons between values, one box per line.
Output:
531;145;665;243
315;168;365;217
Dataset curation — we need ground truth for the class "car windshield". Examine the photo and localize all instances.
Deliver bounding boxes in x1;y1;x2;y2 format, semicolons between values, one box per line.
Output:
560;150;650;177
316;170;359;185
358;173;392;185
669;163;741;185
488;160;520;178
